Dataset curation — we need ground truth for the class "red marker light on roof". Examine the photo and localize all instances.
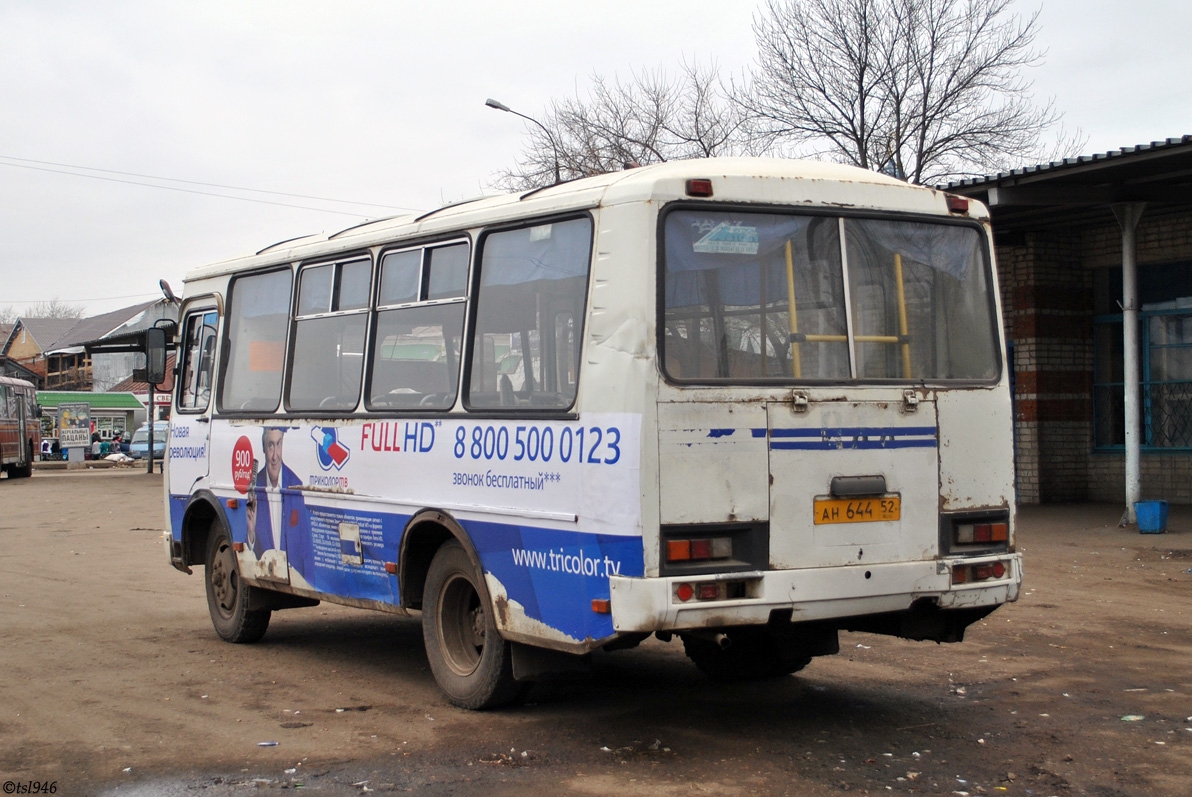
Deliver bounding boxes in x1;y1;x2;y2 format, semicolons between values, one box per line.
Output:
946;195;970;214
686;179;714;197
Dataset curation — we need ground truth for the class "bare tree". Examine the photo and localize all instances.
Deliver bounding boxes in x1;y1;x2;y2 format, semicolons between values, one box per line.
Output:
743;0;1078;184
13;299;87;320
493;61;758;190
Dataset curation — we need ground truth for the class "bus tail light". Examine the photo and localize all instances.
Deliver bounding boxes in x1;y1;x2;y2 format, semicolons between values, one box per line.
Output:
942;512;1011;555
666;536;732;563
955;522;1008;544
952;560;1008;585
673;579;753;603
685;178;714;197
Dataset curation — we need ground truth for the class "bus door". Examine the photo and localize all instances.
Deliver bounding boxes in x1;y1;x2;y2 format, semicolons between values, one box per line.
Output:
15;390;29;467
766;392;939;570
169;308;220;540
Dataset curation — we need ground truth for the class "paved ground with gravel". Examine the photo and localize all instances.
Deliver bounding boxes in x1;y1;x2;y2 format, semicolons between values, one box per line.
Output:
1;468;1189;795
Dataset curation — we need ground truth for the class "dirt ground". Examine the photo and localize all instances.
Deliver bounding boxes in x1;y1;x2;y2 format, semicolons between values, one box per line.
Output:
0;468;1189;796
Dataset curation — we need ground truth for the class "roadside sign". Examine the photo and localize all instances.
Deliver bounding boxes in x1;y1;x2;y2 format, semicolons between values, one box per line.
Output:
59;402;92;448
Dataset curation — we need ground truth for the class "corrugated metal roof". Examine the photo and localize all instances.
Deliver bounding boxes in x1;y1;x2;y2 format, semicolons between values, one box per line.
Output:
12;317;80;351
37;391;145;409
943;136;1192;191
44;301;158;354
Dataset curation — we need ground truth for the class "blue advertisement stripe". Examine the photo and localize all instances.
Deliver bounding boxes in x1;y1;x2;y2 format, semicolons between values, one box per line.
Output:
167;487;647;646
769;426;937;438
771;439;938;450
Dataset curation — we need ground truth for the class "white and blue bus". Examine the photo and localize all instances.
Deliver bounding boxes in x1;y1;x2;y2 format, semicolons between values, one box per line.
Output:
164;158;1021;708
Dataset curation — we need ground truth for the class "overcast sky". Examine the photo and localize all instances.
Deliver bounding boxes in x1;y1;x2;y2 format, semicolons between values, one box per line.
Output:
2;0;1188;317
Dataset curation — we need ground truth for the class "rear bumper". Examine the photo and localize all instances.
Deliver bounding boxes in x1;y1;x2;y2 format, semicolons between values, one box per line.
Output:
608;553;1022;632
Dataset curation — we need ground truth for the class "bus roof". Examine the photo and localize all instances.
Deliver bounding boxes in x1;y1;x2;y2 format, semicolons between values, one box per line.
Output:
184;157;983;284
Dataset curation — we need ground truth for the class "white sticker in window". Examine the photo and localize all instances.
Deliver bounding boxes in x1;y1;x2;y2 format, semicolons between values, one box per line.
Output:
693;222;759;255
529;224;553;241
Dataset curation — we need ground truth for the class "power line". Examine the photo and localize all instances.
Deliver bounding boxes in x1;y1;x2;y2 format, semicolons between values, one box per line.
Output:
4;292;158;306
0;155;419;210
0;157;426;218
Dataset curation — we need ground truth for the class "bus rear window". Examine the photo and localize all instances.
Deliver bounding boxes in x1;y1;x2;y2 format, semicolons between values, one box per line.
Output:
662;209;998;383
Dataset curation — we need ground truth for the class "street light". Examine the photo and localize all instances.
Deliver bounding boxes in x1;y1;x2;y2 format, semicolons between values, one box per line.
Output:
485;98;561;185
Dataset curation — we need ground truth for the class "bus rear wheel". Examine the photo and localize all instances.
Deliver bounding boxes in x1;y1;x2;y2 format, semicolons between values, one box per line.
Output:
205;527;271;643
422;541;522;710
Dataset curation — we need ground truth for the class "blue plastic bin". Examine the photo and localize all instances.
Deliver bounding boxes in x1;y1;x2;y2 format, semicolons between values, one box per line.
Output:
1135;500;1168;533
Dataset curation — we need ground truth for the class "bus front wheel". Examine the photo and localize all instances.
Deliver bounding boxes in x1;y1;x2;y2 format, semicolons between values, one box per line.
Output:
422;541;522;710
205;528;271;643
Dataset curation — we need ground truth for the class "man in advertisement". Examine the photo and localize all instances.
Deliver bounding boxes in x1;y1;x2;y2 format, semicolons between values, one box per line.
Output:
245;427;313;584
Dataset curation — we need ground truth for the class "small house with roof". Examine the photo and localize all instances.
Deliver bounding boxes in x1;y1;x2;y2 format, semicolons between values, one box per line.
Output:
2;300;177;391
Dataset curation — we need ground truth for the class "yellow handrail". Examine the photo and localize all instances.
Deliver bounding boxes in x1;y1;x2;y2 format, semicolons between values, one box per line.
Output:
784;240;801;378
783;242;913;379
893;253;912;378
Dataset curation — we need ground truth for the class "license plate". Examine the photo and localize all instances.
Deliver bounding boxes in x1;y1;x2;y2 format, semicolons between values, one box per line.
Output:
814;496;901;525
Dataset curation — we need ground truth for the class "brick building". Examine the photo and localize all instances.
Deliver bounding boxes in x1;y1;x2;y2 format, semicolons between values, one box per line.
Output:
949;136;1192;507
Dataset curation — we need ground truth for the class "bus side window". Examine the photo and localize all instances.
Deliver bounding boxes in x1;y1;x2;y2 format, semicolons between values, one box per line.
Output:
366;243;467;411
467;218;593;410
221;270;292;412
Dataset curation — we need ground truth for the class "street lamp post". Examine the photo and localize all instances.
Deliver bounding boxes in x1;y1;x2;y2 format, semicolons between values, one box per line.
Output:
485;98;561;185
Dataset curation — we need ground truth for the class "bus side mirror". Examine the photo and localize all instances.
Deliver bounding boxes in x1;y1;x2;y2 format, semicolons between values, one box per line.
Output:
146;327;168;385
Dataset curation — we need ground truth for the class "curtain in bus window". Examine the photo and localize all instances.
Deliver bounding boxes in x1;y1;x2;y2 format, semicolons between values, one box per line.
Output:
426;243;469;300
298;265;333;315
221;270;292;411
468;218;592;409
338;259;372;310
845;219;997;380
663;210;849;380
378;250;421;306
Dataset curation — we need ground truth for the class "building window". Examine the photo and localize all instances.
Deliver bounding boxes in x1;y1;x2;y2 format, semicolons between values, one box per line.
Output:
1094;263;1192;450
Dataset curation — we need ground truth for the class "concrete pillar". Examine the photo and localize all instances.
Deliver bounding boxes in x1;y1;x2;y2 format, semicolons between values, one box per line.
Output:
1112;202;1146;523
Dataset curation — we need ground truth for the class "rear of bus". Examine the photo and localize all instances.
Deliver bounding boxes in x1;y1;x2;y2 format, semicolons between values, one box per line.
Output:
609;164;1021;675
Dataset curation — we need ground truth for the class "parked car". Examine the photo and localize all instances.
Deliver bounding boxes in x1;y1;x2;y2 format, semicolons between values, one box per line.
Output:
129;422;170;460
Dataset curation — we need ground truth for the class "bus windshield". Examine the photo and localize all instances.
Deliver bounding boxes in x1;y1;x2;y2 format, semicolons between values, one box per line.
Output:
662;209;1000;383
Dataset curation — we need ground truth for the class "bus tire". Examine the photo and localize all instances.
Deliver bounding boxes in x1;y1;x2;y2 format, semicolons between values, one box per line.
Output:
205;527;271;643
682;629;806;681
422;540;522;710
